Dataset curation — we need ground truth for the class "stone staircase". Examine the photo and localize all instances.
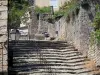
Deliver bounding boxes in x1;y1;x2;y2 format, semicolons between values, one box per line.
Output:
8;40;99;75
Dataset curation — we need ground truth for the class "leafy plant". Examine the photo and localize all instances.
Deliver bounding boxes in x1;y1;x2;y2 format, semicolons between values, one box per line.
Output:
53;11;65;19
92;4;100;43
34;6;51;14
92;12;100;30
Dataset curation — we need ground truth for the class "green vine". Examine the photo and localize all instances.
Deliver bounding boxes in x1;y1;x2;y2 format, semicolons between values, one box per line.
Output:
92;4;100;44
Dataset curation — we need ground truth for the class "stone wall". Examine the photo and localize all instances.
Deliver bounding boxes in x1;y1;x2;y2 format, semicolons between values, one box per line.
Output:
28;4;38;39
0;0;8;74
38;20;56;38
55;17;67;41
55;0;100;66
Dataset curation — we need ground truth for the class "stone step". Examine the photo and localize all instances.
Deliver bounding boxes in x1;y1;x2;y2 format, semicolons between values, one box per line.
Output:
9;41;68;44
13;65;87;72
13;58;89;64
9;41;96;75
26;72;93;75
9;42;69;46
10;49;77;53
12;65;86;70
13;55;86;60
13;62;85;67
13;58;87;64
12;52;82;58
10;67;93;74
11;49;78;54
9;48;75;52
9;42;68;46
12;51;80;56
10;67;85;71
9;43;68;47
13;61;88;67
9;47;67;51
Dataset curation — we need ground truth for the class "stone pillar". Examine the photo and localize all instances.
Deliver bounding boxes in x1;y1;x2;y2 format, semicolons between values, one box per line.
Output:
28;0;38;39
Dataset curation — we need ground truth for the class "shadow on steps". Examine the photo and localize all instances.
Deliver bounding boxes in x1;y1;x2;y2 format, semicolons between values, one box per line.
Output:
0;71;8;75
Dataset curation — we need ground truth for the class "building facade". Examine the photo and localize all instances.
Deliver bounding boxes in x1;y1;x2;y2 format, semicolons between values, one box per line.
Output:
35;0;71;11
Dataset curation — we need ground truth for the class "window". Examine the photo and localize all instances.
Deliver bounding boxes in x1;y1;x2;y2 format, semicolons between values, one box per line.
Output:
50;0;58;8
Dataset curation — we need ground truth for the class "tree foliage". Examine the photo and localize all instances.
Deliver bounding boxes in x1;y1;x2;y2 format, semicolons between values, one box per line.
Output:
8;0;29;29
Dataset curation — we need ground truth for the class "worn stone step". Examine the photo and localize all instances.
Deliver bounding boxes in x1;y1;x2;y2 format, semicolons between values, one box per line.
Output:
12;65;86;70
12;51;80;56
10;67;84;72
13;53;81;57
13;55;86;60
9;46;67;49
10;48;76;52
12;52;82;58
10;67;93;74
12;49;78;54
28;72;93;75
9;43;68;47
13;61;88;67
10;49;77;54
16;71;94;75
9;41;68;44
13;58;89;64
9;40;96;75
13;62;85;67
13;58;87;64
12;66;90;73
9;42;68;46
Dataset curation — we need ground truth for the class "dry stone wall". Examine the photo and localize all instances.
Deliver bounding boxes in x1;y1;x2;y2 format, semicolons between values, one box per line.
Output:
38;20;56;38
55;0;100;66
55;17;67;41
0;0;7;73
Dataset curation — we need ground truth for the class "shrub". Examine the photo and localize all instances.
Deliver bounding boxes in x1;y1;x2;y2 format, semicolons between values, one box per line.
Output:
34;6;51;14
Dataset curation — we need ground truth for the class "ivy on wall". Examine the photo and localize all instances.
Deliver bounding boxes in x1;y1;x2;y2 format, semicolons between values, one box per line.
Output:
34;6;51;14
92;4;100;44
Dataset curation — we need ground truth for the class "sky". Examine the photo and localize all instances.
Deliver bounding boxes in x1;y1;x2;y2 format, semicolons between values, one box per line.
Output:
50;0;58;8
